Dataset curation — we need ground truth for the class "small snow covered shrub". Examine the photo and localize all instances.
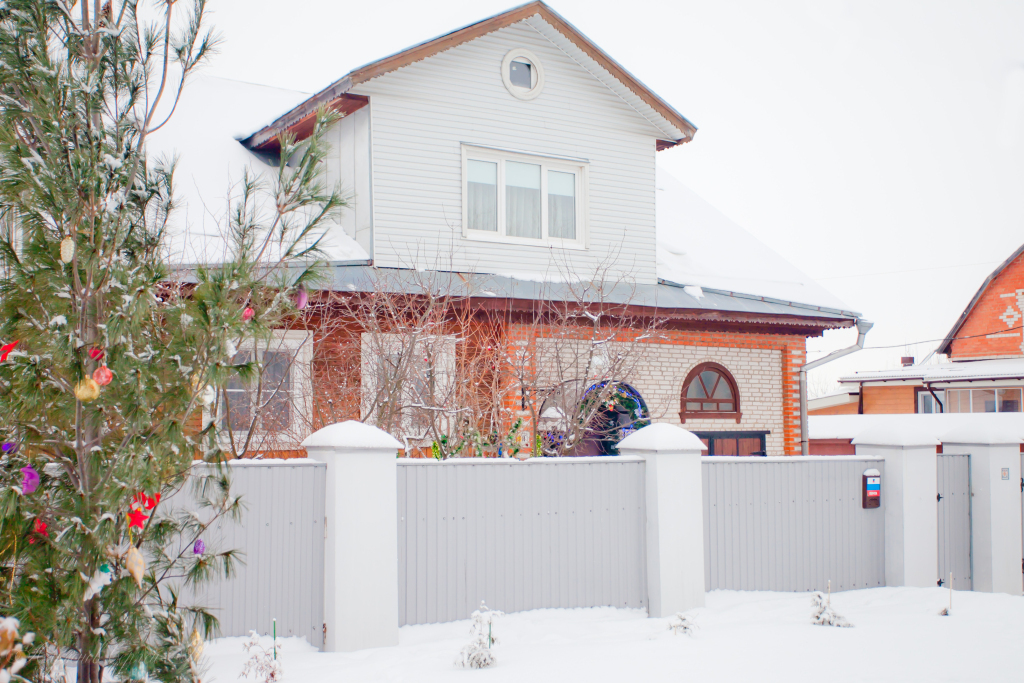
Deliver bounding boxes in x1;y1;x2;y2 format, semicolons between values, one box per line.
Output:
455;602;503;669
239;631;282;683
811;592;851;628
668;613;697;636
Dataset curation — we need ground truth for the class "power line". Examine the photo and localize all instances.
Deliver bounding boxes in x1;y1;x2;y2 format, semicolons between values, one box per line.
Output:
853;323;1024;352
811;262;995;282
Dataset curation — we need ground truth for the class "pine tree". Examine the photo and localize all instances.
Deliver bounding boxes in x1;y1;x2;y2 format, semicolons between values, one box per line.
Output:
0;1;343;681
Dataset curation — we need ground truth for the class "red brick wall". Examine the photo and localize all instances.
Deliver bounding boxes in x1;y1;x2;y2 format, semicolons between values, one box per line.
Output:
950;253;1024;359
862;385;916;414
809;402;859;416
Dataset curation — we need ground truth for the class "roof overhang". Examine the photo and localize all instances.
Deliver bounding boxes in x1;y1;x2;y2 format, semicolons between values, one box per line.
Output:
938;241;1024;356
241;1;696;154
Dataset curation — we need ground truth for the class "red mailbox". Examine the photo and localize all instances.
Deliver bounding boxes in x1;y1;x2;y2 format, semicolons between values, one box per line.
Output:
862;468;881;509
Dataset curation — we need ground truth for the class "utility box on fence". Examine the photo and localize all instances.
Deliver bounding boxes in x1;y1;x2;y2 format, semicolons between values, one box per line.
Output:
862;468;881;509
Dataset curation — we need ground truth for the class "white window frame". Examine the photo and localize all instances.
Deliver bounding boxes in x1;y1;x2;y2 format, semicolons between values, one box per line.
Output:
461;144;589;250
212;330;314;449
361;332;457;441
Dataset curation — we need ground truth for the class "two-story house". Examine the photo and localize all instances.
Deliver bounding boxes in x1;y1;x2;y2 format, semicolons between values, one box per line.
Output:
153;1;859;456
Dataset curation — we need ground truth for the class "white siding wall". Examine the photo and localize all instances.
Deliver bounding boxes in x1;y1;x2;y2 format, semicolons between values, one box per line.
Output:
348;20;666;283
325;106;373;257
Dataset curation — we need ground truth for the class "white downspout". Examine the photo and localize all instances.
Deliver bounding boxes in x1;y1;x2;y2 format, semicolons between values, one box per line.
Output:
799;319;874;455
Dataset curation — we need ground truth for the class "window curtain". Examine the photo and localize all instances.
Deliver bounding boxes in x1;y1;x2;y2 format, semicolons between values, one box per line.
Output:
506;161;541;238
548;170;575;239
467;160;497;232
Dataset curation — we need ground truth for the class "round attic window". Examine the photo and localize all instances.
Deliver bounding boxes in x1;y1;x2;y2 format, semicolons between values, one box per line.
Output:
501;48;545;100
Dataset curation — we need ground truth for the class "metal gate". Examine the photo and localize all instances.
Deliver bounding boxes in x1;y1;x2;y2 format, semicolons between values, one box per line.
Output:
937;454;972;590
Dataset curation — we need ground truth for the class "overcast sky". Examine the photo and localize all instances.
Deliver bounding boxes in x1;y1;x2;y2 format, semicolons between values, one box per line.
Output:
194;0;1024;390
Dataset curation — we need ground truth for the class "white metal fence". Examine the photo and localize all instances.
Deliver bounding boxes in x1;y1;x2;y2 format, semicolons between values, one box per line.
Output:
396;457;648;626
702;456;886;592
181;461;326;646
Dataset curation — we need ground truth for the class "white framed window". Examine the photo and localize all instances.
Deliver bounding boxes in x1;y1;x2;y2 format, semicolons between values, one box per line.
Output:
217;330;313;447
361;333;456;441
944;387;1022;413
917;390;944;414
461;144;588;248
501;48;545;100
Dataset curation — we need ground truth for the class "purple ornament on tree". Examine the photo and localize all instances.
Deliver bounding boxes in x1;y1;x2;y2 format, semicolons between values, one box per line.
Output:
2;442;17;454
193;539;205;556
20;466;39;494
295;286;308;310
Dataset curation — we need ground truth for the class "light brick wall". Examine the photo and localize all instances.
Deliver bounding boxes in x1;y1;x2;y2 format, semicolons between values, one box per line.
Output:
524;324;807;455
629;344;786;455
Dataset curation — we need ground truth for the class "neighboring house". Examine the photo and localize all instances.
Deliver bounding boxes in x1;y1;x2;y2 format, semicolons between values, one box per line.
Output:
153;1;860;456
809;241;1024;452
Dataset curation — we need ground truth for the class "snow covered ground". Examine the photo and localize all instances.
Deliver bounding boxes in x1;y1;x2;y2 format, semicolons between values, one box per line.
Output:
204;587;1024;683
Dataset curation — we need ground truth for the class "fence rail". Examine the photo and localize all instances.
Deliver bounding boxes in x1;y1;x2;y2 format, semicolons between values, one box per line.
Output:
702;456;886;593
397;457;648;626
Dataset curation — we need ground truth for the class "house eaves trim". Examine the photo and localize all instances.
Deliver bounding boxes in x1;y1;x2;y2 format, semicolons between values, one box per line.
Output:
241;1;696;153
937;240;1024;356
658;279;862;320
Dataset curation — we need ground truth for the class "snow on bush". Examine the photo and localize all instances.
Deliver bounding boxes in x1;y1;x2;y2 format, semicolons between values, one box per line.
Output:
239;631;283;683
455;602;503;669
668;612;697;636
811;592;852;628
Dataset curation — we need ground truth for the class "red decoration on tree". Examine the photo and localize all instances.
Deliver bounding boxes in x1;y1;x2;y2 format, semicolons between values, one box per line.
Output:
88;347;105;361
93;365;113;386
127;509;148;530
0;341;18;362
242;307;255;322
132;492;160;511
29;518;48;544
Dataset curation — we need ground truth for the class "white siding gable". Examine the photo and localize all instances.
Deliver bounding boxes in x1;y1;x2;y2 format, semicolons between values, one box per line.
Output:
344;19;665;283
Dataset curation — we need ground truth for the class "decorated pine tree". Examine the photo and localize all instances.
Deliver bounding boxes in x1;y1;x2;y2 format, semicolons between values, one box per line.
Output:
0;1;342;681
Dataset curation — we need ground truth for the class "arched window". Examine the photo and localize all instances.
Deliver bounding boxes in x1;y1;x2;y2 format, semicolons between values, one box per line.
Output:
679;362;741;423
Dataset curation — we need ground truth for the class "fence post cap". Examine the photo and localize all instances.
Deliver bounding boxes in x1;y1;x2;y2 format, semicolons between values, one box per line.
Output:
301;420;402;451
617;423;705;453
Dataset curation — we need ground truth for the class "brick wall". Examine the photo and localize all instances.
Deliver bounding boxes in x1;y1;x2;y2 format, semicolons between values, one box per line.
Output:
529;325;806;455
808;402;859;416
862;385;916;414
950;252;1024;359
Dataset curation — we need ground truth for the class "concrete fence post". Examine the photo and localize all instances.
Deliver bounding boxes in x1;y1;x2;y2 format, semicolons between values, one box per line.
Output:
943;427;1024;596
854;428;939;588
301;421;403;651
617;423;705;617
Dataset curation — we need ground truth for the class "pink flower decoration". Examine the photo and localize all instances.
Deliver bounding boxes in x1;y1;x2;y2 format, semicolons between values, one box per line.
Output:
295;287;308;310
242;307;255;322
20;466;39;494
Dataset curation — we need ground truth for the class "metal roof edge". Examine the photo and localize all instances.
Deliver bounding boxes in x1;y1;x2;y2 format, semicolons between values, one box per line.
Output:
658;279;861;320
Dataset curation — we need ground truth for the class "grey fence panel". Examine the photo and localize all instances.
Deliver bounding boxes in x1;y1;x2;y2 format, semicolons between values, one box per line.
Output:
937;454;972;590
702;457;885;593
397;457;647;626
180;461;326;647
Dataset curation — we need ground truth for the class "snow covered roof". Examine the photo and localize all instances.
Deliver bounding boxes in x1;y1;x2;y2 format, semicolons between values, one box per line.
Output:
656;169;852;313
146;75;370;264
838;357;1024;385
810;413;1024;443
148;78;851;320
